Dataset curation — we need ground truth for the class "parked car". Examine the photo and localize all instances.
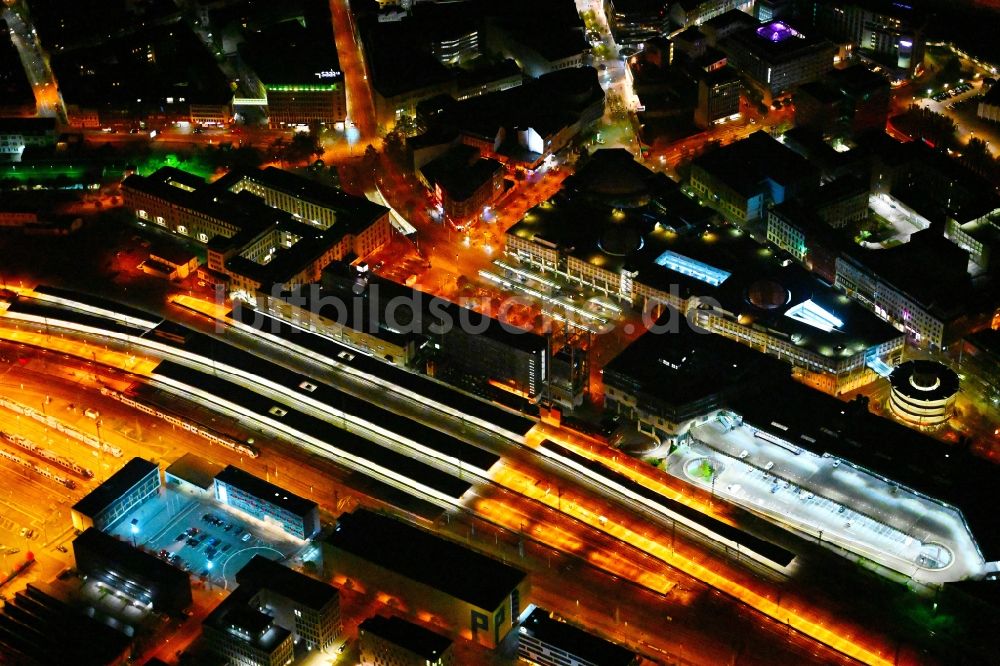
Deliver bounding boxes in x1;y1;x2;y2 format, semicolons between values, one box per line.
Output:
241;532;252;543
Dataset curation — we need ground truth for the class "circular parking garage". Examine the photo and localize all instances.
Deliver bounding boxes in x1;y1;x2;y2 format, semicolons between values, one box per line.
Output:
888;360;959;428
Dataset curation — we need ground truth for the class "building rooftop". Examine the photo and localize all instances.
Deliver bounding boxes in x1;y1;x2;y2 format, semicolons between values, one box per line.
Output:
322;268;549;355
0;583;132;666
71;457;159;519
221;167;389;233
164;453;223;491
215;465;317;518
325;509;526;609
725;19;836;65
520;607;637;666
73;527;190;598
419;144;504;203
425;67;604;154
509;151;899;363
235;555;338;610
51;24;232;109
204;585;292;651
359;615;453;660
840;229;972;321
691;131;819;198
238;1;341;86
964;327;1000;358
361;18;454;99
604;307;790;413
728;379;1000;561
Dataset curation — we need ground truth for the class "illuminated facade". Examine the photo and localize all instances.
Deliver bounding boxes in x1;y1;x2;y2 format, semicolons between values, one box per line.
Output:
265;83;347;128
723;20;836;96
888;360;959;428
214;465;320;540
71;457;161;532
122;166;391;294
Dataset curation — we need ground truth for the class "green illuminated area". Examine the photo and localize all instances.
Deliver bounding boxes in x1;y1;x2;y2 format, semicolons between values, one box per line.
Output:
266;84;338;92
0;163;90;182
136;153;214;179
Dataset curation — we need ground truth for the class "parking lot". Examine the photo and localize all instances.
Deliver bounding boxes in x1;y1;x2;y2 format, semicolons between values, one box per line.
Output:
105;485;306;590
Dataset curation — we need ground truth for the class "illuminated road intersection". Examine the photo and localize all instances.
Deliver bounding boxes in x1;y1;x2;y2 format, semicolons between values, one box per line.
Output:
666;417;991;584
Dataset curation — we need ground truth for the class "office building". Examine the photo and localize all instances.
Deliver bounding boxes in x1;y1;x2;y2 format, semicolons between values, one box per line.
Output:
805;174;870;230
416;67;604;171
794;65;891;137
235;556;342;651
358;615;455;666
755;0;793;22
834;230;973;348
0;117;57;163
323;509;529;649
689;131;820;224
698;8;758;47
218;166;393;257
668;0;752;29
418;143;506;223
214;465;320;540
122;166;391;294
203;586;295;666
517;606;638;666
766;201;846;283
0;583;132;666
694;65;742;127
73;527;192;615
236;1;347;128
71;457;161;532
722;20;836;97
810;0;926;78
319;264;551;401
605;0;670;48
50;25;232;128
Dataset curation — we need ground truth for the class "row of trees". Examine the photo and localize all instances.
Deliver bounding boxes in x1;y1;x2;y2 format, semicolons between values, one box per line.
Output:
895;105;999;182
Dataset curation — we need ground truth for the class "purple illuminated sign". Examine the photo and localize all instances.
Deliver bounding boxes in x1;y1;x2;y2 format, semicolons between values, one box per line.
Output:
755;21;801;43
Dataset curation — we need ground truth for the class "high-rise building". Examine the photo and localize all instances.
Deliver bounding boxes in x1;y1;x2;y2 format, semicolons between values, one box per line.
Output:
722;20;836;97
809;0;926;78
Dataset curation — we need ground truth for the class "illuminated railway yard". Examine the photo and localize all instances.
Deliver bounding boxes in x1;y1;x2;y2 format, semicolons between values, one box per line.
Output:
0;285;958;665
